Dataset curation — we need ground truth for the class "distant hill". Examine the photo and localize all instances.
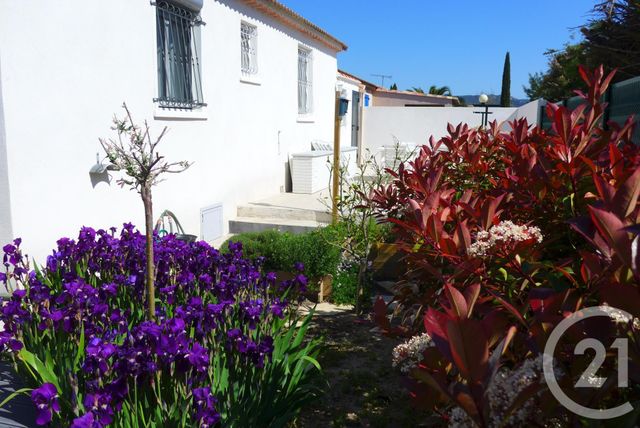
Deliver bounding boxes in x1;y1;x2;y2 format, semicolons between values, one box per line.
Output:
458;94;529;107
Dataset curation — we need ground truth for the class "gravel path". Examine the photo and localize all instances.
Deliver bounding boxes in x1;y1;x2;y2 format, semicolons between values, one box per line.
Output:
294;302;433;428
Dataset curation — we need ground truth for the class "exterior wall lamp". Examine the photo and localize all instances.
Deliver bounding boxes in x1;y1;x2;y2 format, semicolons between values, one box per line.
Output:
338;88;349;117
89;153;119;175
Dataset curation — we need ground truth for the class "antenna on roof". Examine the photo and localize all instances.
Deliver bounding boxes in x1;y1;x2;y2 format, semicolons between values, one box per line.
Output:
371;74;392;88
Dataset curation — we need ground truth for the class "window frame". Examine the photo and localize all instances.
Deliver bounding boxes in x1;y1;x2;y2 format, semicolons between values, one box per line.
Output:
154;0;206;110
240;21;258;79
297;46;313;116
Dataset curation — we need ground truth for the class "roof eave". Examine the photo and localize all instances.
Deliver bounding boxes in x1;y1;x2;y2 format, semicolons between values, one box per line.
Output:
241;0;348;52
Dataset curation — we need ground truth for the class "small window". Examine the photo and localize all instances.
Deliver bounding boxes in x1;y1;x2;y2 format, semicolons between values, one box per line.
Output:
240;22;258;76
155;1;205;109
298;47;313;114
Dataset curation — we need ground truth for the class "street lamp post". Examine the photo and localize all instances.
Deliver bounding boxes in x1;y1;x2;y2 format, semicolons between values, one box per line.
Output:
474;93;492;129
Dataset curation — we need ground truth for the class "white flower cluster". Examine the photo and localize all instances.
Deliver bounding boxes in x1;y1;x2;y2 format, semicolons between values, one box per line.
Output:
392;333;434;374
467;221;543;257
448;355;562;428
608;307;640;330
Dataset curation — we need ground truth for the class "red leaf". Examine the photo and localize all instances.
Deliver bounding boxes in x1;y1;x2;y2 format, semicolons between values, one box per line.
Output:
480;194;504;231
463;283;481;316
444;284;468;319
588;206;632;266
446;318;489;383
424;308;454;362
373;296;390;330
578;65;591;86
612;167;640;219
609;143;624;181
568;215;613;259
592;173;615;205
485;325;517;387
485;288;527;327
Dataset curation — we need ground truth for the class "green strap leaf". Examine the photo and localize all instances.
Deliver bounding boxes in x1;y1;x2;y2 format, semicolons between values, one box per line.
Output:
0;387;32;409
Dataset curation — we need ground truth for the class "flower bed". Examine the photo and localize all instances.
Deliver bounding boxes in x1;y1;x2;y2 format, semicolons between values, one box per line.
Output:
371;66;640;426
0;224;321;426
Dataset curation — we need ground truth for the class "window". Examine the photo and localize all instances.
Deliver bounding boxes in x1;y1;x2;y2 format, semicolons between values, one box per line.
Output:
155;1;205;109
240;22;258;76
297;47;313;115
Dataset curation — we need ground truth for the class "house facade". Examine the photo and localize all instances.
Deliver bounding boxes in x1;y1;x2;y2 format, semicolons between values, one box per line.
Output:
0;0;347;262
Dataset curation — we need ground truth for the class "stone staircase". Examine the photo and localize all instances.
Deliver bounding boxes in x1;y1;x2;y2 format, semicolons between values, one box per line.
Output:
229;201;331;235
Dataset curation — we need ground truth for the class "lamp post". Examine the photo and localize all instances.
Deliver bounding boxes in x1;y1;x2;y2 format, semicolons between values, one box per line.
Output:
474;93;492;129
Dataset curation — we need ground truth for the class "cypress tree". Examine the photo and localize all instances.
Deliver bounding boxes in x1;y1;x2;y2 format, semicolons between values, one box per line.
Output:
500;52;511;107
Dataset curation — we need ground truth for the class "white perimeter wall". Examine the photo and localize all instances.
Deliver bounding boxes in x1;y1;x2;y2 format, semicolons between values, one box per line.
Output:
0;57;12;249
362;106;518;152
0;0;340;262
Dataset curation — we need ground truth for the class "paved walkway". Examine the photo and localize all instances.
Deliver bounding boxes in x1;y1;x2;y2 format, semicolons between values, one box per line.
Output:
249;188;331;214
0;363;36;427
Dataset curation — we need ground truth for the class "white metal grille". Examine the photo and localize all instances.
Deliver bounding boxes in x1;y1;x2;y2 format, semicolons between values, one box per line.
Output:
241;22;258;76
298;47;313;114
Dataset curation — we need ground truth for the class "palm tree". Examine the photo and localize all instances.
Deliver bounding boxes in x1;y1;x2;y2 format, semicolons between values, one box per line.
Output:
407;86;425;93
428;85;452;96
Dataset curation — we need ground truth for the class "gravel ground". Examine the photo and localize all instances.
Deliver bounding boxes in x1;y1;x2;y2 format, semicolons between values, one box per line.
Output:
293;302;435;428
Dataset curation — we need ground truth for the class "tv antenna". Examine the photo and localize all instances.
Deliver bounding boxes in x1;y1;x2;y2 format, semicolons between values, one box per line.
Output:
371;74;392;88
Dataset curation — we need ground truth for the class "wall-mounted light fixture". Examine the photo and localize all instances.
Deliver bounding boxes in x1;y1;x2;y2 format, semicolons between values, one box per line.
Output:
89;153;119;175
338;87;349;117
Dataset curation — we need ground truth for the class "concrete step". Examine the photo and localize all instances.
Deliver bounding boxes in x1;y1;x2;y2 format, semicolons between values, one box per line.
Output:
237;203;332;223
229;217;327;235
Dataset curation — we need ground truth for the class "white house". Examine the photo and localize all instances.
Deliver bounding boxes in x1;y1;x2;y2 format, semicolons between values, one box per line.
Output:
0;0;348;262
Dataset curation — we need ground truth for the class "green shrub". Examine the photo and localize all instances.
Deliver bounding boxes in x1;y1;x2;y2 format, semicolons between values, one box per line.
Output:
221;226;343;280
331;264;359;305
220;229;283;270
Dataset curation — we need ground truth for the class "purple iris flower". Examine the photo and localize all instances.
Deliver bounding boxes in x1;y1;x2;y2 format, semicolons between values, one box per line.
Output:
83;391;114;425
70;412;97;428
192;387;220;428
187;342;209;372
31;383;60;425
0;330;22;352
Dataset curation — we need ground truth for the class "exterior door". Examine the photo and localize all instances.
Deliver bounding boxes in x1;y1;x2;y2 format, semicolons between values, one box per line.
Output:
351;90;360;147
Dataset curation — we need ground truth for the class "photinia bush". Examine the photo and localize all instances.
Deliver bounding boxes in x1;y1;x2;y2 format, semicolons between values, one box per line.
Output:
0;224;321;427
370;66;640;426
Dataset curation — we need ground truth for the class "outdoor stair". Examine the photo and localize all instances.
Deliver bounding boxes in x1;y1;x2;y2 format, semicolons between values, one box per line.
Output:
229;202;330;235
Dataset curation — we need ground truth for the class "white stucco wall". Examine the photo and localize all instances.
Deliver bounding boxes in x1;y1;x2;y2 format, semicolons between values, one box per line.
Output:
362;106;517;152
504;99;542;125
0;0;340;262
0;58;12;250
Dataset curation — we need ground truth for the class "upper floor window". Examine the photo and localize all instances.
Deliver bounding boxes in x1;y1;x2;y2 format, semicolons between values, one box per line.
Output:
240;22;258;76
155;1;205;109
297;47;313;115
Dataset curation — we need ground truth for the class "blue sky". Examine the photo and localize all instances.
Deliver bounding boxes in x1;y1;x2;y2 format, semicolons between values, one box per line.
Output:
280;0;597;98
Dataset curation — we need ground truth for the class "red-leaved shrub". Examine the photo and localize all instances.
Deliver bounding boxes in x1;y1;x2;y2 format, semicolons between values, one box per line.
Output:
371;66;640;426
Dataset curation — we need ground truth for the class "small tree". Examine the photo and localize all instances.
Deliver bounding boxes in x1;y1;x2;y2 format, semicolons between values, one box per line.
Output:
99;103;192;320
325;142;414;314
500;51;511;106
389;83;398;90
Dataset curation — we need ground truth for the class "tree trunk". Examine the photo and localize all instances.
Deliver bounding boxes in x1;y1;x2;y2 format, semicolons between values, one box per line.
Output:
142;185;155;320
355;257;368;316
